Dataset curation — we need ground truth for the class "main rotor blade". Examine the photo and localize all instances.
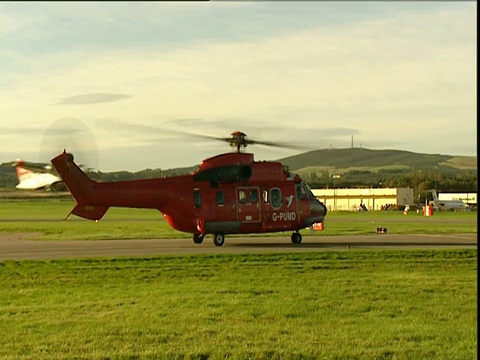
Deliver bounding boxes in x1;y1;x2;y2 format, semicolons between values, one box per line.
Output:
99;120;313;151
248;138;311;150
100;120;228;142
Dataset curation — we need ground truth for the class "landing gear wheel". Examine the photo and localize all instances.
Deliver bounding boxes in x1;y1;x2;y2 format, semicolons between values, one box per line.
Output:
291;232;302;244
193;233;204;244
213;233;225;247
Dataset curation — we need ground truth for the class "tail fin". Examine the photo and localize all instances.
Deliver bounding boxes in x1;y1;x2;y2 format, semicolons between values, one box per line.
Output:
66;204;109;221
430;189;439;202
51;151;109;221
14;160;61;190
15;160;33;184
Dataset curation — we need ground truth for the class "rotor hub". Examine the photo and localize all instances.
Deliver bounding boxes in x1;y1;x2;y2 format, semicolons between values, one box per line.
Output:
229;131;250;152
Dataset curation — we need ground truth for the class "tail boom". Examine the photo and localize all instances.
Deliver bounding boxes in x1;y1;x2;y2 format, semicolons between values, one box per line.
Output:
51;151;167;221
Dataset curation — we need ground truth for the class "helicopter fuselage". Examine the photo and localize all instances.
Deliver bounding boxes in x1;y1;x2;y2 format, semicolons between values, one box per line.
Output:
51;151;327;246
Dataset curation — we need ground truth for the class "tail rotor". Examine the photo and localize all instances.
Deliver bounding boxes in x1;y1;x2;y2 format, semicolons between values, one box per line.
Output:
40;117;99;172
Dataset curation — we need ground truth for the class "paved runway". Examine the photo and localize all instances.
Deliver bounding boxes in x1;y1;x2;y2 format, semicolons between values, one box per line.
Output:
0;233;476;261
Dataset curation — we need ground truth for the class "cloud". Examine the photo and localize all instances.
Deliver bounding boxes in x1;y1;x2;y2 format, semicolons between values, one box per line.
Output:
56;93;132;105
0;126;46;135
0;2;475;170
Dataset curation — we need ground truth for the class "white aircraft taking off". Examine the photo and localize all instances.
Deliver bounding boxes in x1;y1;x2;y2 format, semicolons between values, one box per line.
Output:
14;160;62;190
429;189;467;211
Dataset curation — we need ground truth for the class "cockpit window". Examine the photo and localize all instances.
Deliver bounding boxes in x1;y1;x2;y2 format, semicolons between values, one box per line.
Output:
296;185;308;200
304;183;316;199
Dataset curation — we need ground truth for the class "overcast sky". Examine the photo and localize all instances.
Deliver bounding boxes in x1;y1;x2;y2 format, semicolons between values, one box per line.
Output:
0;2;476;171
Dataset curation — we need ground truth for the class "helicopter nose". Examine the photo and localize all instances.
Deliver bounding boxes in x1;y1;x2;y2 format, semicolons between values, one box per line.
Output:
311;198;327;217
305;198;327;226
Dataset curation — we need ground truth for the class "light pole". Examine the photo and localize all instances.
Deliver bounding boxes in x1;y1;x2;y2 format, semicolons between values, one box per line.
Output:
331;174;341;211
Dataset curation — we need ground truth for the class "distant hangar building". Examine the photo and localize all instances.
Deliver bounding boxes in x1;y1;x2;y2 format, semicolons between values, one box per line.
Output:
311;188;414;212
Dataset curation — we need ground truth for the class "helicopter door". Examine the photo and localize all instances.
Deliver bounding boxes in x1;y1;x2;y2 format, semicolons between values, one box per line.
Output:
236;187;261;222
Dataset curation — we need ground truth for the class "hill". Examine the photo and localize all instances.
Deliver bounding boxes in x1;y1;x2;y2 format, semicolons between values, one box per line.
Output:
278;148;477;174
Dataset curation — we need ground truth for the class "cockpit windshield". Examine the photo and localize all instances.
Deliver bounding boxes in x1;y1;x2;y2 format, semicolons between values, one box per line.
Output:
303;182;316;200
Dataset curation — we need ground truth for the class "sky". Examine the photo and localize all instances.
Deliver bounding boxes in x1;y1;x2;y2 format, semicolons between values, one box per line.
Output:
0;1;477;172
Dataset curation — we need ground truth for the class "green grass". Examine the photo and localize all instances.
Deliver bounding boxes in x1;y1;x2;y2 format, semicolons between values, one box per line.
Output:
0;199;161;220
0;200;476;240
0;201;476;358
323;209;477;235
0;250;477;359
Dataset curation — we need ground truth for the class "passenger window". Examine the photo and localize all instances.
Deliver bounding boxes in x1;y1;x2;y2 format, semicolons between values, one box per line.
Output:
270;188;282;208
194;190;202;208
263;189;269;203
239;190;247;204
216;191;225;205
250;189;258;203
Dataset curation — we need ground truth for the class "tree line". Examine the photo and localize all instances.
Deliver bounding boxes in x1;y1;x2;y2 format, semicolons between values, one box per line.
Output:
302;168;477;203
0;164;476;203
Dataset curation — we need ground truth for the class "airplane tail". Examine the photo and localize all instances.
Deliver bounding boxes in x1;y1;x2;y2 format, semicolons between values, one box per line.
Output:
14;160;63;190
15;160;33;184
430;189;440;202
428;189;442;210
51;151;109;220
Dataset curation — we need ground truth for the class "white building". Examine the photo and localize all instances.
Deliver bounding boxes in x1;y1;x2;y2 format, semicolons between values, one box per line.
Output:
311;188;414;212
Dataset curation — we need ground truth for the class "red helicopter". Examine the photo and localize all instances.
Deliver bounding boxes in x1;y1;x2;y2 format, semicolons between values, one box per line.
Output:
51;131;327;246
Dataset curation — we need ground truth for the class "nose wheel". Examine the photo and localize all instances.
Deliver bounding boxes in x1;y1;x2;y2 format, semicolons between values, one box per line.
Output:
193;233;204;244
213;233;225;247
194;233;225;246
291;231;302;244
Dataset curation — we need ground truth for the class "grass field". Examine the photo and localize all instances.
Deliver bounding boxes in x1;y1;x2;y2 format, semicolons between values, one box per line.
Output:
0;200;477;359
0;200;477;240
0;250;477;359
